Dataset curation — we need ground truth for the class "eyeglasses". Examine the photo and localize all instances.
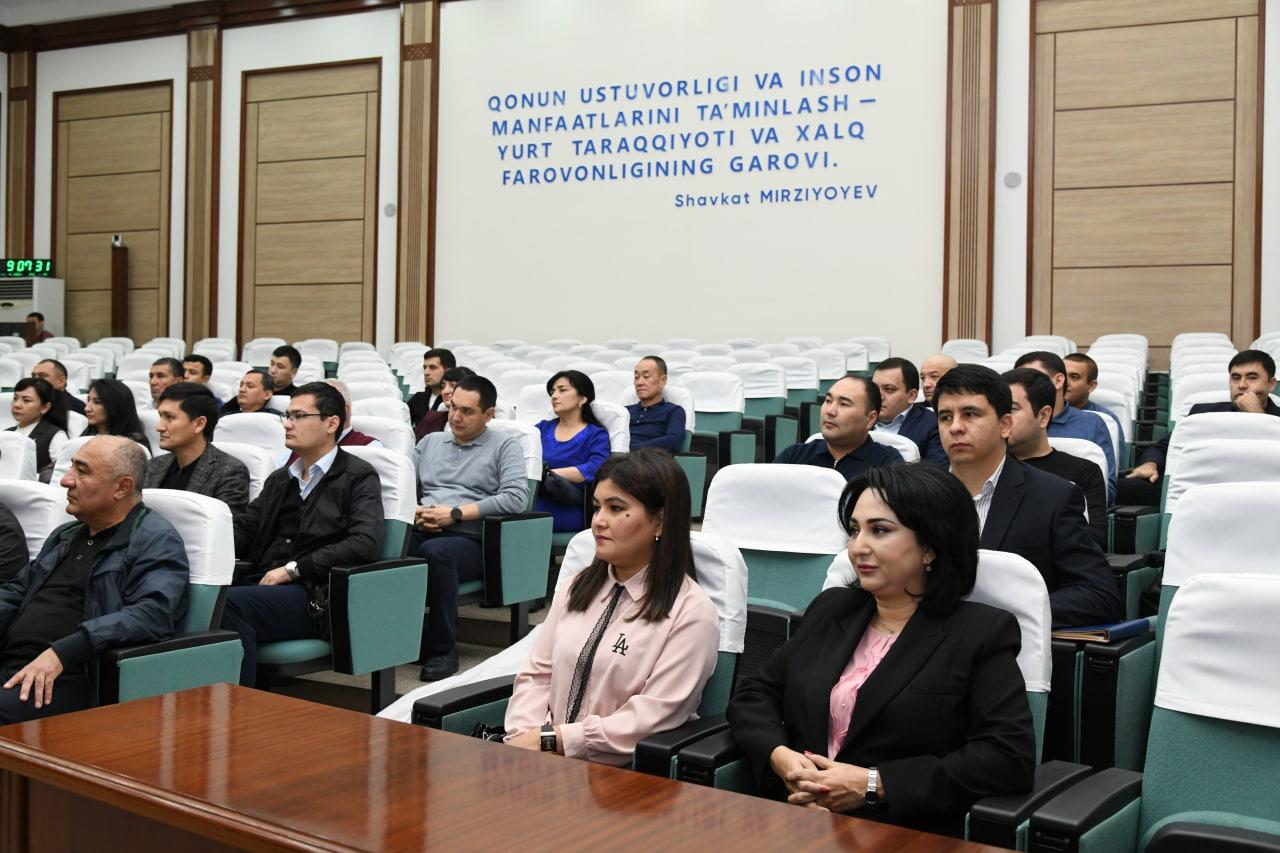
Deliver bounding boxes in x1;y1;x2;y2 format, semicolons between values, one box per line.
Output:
283;411;326;422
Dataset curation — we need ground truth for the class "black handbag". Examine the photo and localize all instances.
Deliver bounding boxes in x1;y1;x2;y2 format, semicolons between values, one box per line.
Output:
306;582;331;640
541;467;585;505
470;722;507;742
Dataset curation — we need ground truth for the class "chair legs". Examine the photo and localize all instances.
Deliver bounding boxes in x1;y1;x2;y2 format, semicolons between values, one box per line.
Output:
509;602;530;645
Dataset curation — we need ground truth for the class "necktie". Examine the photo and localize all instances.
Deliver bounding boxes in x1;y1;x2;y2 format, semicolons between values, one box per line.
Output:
564;583;625;724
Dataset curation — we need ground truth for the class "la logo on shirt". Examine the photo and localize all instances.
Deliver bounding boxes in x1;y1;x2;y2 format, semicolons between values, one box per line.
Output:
611;634;629;656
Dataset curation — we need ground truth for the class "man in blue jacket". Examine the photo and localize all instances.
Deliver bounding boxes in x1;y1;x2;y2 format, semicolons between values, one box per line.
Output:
0;436;189;723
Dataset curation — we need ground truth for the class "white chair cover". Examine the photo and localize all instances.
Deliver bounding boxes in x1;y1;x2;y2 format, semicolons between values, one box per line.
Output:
604;338;639;351
591;400;631;453
239;340;278;366
664;338;699;350
540;355;577;372
546;338;582;351
487;418;544;480
1090;390;1134;441
588;370;633;405
136;409;165;456
339;341;378;356
349;416;415;457
771;356;819;391
723;337;759;350
1163;413;1280;487
0;393;13;430
1169;372;1228;417
212;441;277;501
760;343;801;358
0;433;38;480
847;337;891;362
1047;436;1108;493
868;430;920;463
1163;482;1280;589
678;372;744;413
729;348;771;363
729;363;785;399
943;338;989;361
142;489;234;585
344;446;416;524
514;384;554;425
567;344;605;358
46;336;80;352
296;339;339;365
785;336;824;351
0;480;71;557
800;348;847;381
490;338;527;352
827;342;870;372
0;358;22;388
694;343;732;356
1165;439;1280;517
50;436;91;484
702;463;847;554
265;395;290;414
118;352;156;375
435;339;471;350
569;360;613;375
1156;573;1280;728
621;383;696;433
690;356;736;372
496;370;551;408
346;381;401;402
213;412;287;458
968;550;1052;692
352;397;411;424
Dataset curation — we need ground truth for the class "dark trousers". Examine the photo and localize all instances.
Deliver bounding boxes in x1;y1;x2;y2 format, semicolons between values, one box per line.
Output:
0;677;93;724
1117;475;1161;507
414;530;484;656
220;583;316;686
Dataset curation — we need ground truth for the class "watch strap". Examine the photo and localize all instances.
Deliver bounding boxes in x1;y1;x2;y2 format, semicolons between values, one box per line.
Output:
540;723;557;753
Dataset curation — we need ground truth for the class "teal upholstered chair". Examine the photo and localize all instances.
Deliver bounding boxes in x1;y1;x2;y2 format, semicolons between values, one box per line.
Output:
97;489;244;705
677;371;755;469
699;463;847;612
1030;573;1280;852
254;447;428;713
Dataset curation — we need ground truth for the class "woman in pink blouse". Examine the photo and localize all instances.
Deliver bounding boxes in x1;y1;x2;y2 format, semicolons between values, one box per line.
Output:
726;465;1034;837
504;448;719;764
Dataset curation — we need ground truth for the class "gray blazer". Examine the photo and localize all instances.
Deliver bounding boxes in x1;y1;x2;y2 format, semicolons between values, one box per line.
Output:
143;442;251;518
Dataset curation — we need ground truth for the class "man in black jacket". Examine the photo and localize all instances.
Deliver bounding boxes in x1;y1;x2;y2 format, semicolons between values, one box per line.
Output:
1119;349;1280;505
935;365;1119;628
407;348;456;425
219;382;383;687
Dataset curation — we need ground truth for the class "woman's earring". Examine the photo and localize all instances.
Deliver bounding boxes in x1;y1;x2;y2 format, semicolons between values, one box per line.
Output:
924;562;933;573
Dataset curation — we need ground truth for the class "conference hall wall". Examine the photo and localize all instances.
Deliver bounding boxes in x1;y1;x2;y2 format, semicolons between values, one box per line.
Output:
433;0;949;363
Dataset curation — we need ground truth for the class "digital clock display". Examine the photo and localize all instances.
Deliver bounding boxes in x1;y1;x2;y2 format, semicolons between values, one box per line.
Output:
1;258;52;277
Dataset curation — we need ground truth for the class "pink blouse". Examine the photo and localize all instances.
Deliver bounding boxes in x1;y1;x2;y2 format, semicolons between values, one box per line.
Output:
504;565;720;765
828;626;897;759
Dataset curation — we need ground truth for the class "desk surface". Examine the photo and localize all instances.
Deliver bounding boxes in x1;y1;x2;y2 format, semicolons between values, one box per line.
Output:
0;685;1007;851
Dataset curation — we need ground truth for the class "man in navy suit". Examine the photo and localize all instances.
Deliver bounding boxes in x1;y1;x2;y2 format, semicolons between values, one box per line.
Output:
873;357;946;465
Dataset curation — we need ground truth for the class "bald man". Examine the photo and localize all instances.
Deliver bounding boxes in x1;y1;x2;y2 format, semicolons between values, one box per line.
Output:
0;436;189;723
920;354;958;406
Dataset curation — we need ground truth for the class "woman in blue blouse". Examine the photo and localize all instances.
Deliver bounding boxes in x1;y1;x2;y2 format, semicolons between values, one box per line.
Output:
535;370;611;532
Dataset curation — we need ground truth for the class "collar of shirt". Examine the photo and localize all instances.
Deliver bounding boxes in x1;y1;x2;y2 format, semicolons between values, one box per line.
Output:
952;453;1007;500
288;444;339;493
1050;405;1079;427
603;564;651;603
12;420;39;437
876;409;909;433
444;427;489;448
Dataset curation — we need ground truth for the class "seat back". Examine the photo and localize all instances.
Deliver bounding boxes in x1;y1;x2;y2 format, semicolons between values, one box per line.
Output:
346;381;401;402
621;383;697;444
1090;390;1134;442
351;397;411;423
728;363;786;417
827;342;870;372
702;463;847;610
213;412;287;458
729;348;771;363
343;446;417;559
867;430;919;463
587;370;633;405
846;336;891;363
760;343;800;358
799;348;847;383
496;370;552;409
590;400;631;453
136;409;165;457
1047;436;1108;495
211;441;277;500
1141;573;1280;841
349;415;415;457
1163;412;1280;483
1165;439;1280;519
514;383;554;425
942;338;990;361
0;358;21;389
486;418;542;509
0;433;37;480
142;489;235;633
0;480;72;559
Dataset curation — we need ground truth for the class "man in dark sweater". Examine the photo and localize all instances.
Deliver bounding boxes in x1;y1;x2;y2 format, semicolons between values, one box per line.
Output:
773;376;903;480
1004;368;1107;549
627;356;685;452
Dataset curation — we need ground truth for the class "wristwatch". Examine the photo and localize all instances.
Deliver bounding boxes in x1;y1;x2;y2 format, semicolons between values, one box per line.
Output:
540;723;557;752
450;506;463;523
865;766;880;806
284;560;300;581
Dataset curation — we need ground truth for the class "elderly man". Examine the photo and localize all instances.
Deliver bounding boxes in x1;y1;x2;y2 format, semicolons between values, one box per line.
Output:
919;353;957;406
628;355;685;452
0;436;190;723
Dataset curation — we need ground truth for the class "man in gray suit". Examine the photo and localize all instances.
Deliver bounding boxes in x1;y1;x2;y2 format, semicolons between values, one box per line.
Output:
144;383;250;517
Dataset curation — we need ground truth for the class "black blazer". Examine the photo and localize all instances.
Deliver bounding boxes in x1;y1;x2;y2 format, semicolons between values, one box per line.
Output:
895;405;947;465
143;442;251;518
980;455;1119;627
727;587;1035;837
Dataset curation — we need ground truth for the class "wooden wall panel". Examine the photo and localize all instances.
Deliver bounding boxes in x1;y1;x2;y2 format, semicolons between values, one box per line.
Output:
66;231;159;290
942;0;996;346
1054;19;1236;110
6;51;36;256
397;0;436;342
66;173;162;233
58;86;170;121
1054;102;1234;189
67;114;163;176
1030;2;1261;361
239;61;378;344
184;26;221;344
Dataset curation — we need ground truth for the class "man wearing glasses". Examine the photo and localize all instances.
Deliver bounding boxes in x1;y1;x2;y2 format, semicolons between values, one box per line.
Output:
219;382;384;688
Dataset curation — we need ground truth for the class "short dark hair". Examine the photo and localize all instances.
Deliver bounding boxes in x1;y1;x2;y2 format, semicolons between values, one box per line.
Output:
424;348;457;369
547;370;603;426
932;364;1012;417
1002;367;1056;418
272;345;302;370
837;465;979;616
27;311;44;322
441;365;476;384
1013;350;1067;378
453;374;497;411
158;382;219;440
244;368;273;392
568;448;694;623
1064;353;1098;382
293;380;346;435
151;357;184;377
183;354;213;378
637;355;668;376
1230;349;1277;380
831;374;881;416
13;377;69;433
35;358;67;379
874;357;920;393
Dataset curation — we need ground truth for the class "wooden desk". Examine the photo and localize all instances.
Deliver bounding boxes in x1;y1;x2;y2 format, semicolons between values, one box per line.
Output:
0;685;1008;851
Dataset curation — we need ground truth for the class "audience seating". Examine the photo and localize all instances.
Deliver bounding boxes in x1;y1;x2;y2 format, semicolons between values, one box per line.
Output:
352;397;411;423
0;480;72;558
0;394;15;430
770;356;820;408
827;341;870;373
944;338;990;361
0;433;37;480
0;358;22;390
214;412;286;459
212;441;277;501
349;415;415;457
136;410;165;457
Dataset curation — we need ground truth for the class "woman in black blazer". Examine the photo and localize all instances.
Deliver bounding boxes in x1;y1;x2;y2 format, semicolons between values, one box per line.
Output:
726;465;1035;837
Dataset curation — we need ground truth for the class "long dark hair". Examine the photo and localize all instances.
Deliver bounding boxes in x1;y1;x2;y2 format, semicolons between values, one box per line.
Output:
84;378;146;440
547;369;603;427
837;465;979;616
567;449;694;623
13;377;68;434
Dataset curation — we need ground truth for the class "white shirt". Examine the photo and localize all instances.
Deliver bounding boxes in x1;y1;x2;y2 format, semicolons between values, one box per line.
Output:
288;445;339;500
875;409;909;435
13;418;69;463
953;454;1007;534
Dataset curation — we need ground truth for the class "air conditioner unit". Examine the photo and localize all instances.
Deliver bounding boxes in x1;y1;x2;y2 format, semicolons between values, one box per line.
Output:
0;277;65;337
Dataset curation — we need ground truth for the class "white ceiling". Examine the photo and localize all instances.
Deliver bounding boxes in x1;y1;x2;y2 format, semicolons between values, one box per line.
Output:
0;0;175;28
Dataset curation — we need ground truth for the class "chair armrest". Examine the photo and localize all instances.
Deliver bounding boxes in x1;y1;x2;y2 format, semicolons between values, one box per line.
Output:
633;714;729;776
1112;505;1162;554
967;760;1094;848
674;727;752;790
232;559;254;584
1030;767;1143;851
1147;821;1280;853
717;429;757;467
98;630;244;705
481;513;554;606
329;559;429;675
412;674;517;729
